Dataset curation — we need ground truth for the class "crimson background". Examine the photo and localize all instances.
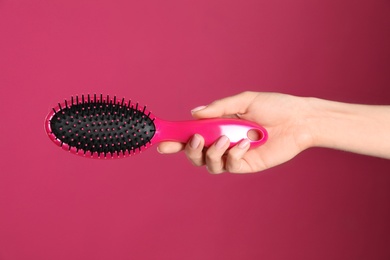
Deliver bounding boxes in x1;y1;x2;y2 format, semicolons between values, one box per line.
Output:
0;0;389;259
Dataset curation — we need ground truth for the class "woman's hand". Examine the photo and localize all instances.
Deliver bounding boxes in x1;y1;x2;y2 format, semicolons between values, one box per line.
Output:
157;91;314;173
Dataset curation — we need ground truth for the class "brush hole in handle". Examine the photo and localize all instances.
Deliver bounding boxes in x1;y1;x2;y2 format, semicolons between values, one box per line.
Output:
247;129;263;141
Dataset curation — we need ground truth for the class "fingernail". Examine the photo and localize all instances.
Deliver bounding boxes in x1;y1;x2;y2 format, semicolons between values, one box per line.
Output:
238;139;250;149
191;105;207;114
215;136;229;149
157;146;164;154
190;134;201;149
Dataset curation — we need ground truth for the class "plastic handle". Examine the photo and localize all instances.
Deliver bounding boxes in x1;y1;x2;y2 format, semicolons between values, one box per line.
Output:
153;118;268;148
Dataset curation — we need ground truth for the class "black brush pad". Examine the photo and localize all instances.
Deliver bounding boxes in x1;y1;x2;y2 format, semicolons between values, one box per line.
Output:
50;101;156;156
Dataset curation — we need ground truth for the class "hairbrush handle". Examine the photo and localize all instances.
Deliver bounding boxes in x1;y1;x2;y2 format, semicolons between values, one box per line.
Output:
153;118;268;148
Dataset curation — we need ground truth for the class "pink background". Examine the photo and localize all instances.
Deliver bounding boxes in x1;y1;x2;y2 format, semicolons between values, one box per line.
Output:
1;0;390;259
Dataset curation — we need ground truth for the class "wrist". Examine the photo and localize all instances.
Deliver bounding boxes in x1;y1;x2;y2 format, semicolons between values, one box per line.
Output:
302;97;342;149
292;96;347;150
286;96;320;151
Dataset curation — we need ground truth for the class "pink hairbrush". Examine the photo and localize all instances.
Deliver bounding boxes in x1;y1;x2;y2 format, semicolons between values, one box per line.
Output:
45;94;268;158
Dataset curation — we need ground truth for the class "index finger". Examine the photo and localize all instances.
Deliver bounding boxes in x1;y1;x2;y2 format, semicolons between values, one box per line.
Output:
192;91;258;119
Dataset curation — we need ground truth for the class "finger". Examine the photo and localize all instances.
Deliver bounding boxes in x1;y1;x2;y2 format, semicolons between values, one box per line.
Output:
191;91;257;119
157;142;185;154
205;136;230;174
225;139;253;173
184;134;205;166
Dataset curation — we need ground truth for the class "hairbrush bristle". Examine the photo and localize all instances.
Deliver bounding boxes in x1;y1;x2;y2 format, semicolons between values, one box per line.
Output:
49;94;156;158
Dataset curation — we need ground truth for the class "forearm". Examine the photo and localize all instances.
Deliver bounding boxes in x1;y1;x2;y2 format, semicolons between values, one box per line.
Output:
305;98;390;159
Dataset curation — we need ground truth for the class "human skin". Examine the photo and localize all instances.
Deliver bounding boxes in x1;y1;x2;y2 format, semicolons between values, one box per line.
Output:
157;91;390;174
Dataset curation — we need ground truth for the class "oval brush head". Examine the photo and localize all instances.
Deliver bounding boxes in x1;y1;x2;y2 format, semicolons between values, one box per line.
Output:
46;94;156;158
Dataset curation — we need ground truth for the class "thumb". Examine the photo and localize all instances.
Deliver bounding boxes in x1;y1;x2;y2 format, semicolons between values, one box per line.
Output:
190;91;255;119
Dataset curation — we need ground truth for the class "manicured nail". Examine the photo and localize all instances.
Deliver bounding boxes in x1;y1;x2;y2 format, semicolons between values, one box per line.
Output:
191;105;207;114
190;134;201;149
215;136;229;149
238;139;250;149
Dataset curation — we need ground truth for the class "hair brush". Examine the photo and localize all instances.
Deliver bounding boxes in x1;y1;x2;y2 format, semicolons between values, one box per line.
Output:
44;94;268;158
